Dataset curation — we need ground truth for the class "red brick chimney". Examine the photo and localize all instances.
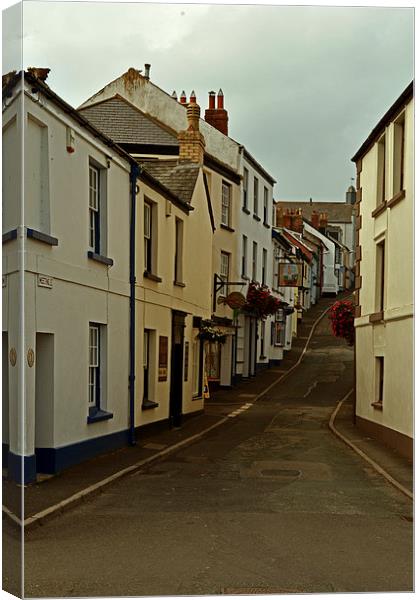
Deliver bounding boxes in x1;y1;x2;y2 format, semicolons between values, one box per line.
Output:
178;101;205;164
204;88;228;135
293;208;303;233
283;209;292;229
275;205;283;227
180;90;187;104
319;212;328;234
311;210;320;229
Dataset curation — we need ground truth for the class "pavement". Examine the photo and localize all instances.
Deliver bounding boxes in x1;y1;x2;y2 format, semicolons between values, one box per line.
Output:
2;293;412;526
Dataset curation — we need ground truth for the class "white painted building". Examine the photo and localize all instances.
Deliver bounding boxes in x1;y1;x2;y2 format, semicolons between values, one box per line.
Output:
2;70;213;483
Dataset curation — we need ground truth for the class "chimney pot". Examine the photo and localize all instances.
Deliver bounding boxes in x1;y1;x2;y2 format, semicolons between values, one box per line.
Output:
190;90;196;103
217;88;224;109
208;91;216;109
180;90;187;104
144;63;151;79
171;90;178;100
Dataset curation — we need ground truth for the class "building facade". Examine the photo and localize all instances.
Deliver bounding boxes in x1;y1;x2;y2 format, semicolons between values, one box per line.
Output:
352;82;413;460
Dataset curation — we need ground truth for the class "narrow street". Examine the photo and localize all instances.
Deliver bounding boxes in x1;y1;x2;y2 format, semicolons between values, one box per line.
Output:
9;304;413;596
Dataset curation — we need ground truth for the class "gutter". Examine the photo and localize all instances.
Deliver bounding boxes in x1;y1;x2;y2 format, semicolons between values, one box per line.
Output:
129;162;141;445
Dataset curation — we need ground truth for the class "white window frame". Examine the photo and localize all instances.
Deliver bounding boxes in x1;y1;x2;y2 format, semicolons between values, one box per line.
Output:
243;168;249;209
252;242;258;281
263;187;269;224
174;218;184;283
262;248;267;285
144;201;152;272
220;251;230;282
242;235;248;277
88;324;100;407
89;165;100;252
221;181;231;227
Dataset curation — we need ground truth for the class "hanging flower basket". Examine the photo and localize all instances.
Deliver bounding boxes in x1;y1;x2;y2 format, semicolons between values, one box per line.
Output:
242;282;282;320
198;321;227;343
328;300;355;346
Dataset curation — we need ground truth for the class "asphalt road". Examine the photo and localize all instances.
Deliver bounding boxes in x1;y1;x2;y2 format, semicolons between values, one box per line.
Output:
5;315;413;596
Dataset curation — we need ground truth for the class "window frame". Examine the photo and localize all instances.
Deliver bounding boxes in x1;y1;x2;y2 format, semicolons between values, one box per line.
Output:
253;177;259;216
252;241;258;281
263;186;269;224
393;110;406;196
174;217;184;284
376;134;386;207
262;248;267;285
89;165;100;253
221;181;232;227
243;168;249;209
220;251;230;282
242;235;248;278
144;200;153;273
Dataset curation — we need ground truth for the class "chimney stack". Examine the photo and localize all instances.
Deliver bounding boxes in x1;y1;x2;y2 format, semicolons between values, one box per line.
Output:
178;101;205;164
27;67;50;82
144;63;151;80
180;90;187;104
311;210;320;229
319;212;328;234
293;208;303;233
204;87;228;135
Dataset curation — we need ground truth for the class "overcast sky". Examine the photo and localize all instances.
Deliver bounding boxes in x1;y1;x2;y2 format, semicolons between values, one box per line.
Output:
3;1;414;201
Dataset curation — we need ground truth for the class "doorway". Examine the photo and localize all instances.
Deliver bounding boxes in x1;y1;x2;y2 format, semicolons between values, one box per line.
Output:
169;311;186;427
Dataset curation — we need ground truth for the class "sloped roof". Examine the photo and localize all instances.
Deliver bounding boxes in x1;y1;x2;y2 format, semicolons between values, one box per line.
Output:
277;201;354;223
79;96;178;146
139;159;200;206
282;229;313;263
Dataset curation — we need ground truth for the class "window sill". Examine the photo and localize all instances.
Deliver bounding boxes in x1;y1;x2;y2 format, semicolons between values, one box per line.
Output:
242;207;250;215
87;408;114;424
142;400;159;410
144;271;162;282
27;228;58;246
2;229;17;244
253;214;261;222
371;201;387;218
192;395;203;401
174;280;186;287
387;189;406;209
220;223;235;232
371;401;383;411
87;251;114;266
241;274;250;281
369;311;384;323
263;222;270;229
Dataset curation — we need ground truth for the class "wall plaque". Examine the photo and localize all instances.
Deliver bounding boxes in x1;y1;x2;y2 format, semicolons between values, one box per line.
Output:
158;336;168;382
38;274;53;289
9;348;17;366
27;348;35;367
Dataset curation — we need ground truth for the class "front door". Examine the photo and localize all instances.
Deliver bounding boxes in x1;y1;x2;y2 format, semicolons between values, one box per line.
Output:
169;311;185;427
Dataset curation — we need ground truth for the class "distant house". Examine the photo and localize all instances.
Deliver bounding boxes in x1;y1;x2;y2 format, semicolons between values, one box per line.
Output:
351;82;413;460
277;193;356;290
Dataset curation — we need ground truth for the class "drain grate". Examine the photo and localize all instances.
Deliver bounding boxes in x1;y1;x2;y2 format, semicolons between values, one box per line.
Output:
223;587;301;595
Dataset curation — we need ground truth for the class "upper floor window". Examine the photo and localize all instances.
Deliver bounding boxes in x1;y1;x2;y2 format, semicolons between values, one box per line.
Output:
174;218;184;284
243;168;249;209
253;177;259;216
220;251;230;282
252;241;258;281
221;181;231;227
263;187;269;224
376;134;386;206
89;165;100;253
393;111;405;196
242;235;248;277
375;240;386;313
262;248;267;285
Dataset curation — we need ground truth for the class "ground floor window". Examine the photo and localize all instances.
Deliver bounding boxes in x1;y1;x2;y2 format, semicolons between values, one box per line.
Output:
89;324;100;408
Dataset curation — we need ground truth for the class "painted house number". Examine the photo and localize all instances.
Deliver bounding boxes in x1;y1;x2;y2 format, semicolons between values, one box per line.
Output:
38;274;53;288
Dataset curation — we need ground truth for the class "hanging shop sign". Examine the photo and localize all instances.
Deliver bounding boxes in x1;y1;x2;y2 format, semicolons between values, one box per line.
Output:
158;336;168;381
225;291;247;309
278;262;303;287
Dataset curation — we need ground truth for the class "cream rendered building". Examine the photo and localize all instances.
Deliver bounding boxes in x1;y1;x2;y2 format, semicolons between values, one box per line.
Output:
352;81;413;460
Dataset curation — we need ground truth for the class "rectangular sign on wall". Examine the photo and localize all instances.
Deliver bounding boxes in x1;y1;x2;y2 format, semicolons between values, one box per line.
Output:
278;262;303;287
158;336;168;381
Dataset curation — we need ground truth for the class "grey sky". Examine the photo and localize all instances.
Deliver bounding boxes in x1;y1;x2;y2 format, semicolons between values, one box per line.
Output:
3;1;414;201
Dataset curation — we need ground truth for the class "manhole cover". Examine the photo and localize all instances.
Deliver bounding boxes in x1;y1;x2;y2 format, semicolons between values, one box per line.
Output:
261;469;301;478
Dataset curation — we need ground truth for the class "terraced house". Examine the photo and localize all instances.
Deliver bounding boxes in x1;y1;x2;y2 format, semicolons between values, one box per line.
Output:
79;65;280;388
352;81;413;460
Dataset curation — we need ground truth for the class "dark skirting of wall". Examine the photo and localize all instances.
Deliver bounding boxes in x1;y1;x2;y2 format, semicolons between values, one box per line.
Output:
7;451;37;484
269;359;282;367
355;416;413;462
256;361;270;373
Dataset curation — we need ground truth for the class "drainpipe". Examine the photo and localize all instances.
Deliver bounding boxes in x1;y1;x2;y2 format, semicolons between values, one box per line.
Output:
129;162;141;445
